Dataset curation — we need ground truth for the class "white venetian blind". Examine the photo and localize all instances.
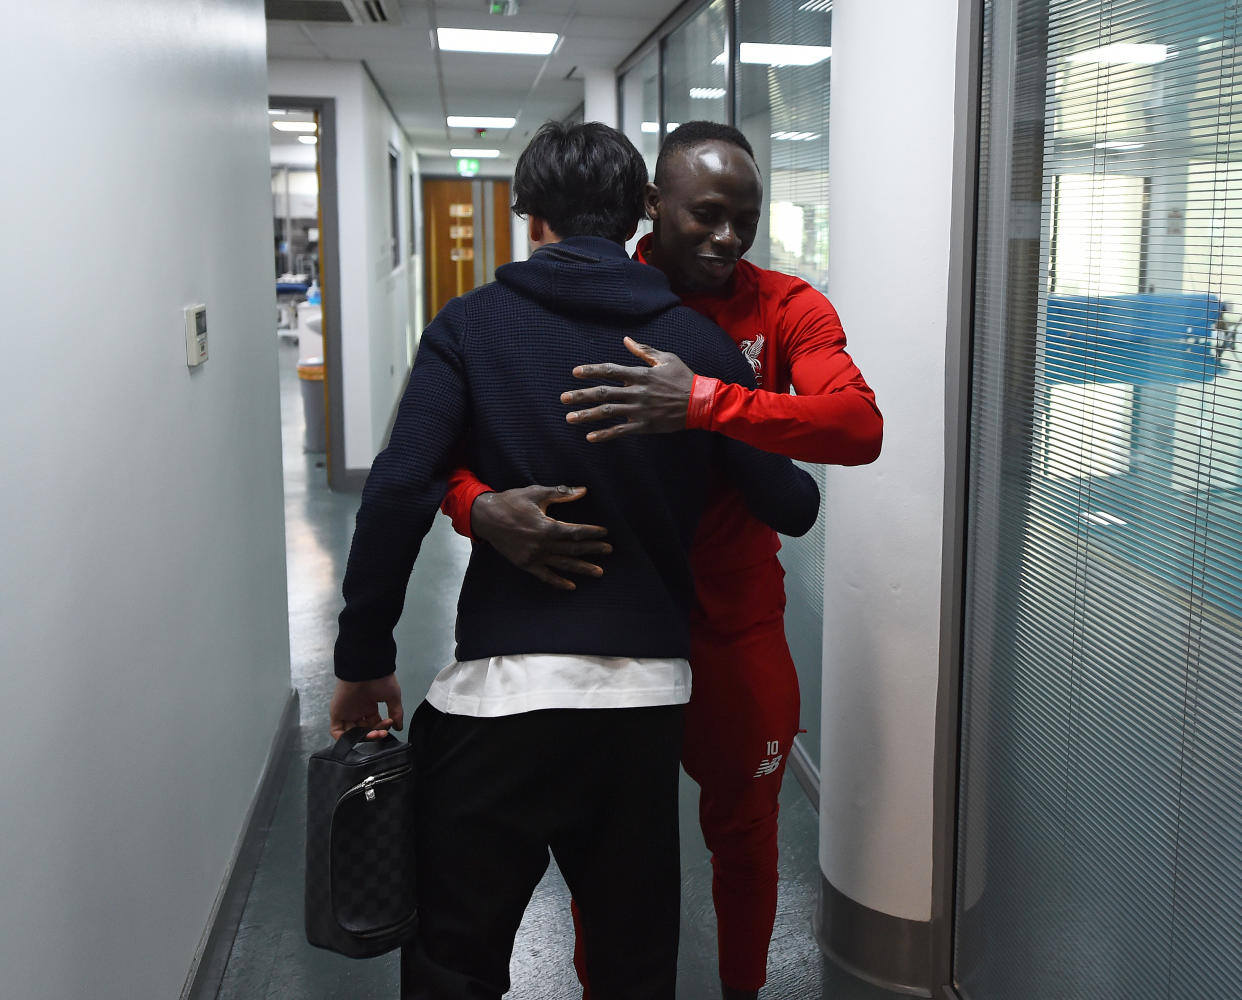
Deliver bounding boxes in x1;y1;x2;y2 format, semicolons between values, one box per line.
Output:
955;1;1242;997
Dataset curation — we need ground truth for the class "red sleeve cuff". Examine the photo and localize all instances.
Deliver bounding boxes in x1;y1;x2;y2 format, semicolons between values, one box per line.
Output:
441;480;493;539
687;375;720;429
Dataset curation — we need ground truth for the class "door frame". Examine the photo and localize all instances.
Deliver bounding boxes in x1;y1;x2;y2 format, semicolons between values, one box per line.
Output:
270;95;348;492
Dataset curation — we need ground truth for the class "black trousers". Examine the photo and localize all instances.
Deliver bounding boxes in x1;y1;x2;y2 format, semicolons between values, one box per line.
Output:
400;701;684;1000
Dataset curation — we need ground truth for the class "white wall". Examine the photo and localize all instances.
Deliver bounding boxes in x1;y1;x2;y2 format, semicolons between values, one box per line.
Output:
0;3;291;998
362;73;419;449
419;155;515;178
267;59;421;471
819;0;963;923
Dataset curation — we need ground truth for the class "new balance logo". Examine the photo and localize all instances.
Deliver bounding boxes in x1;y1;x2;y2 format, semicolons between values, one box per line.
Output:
753;755;783;778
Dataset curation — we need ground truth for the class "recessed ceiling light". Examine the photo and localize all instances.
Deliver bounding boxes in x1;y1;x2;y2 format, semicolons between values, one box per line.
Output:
268;108;287;116
436;27;558;55
1068;43;1168;65
641;121;682;133
450;148;501;158
690;87;726;99
298;136;318;144
715;43;832;67
273;121;317;132
447;115;517;129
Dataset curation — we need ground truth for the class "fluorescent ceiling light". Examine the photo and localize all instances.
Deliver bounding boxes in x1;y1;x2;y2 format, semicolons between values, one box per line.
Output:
690;87;726;99
447;115;517;129
450;148;501;158
273;121;317;132
268;108;287;116
437;27;558;55
641;121;682;133
714;43;831;67
798;0;832;10
298;136;318;145
1094;141;1145;150
1067;43;1168;65
771;130;821;141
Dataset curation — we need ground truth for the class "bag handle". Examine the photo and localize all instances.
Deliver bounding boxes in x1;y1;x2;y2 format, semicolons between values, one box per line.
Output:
328;727;402;762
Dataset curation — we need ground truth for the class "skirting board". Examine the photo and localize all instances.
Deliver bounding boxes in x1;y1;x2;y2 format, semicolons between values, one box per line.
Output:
816;874;933;997
180;688;300;1000
339;467;370;493
788;735;820;811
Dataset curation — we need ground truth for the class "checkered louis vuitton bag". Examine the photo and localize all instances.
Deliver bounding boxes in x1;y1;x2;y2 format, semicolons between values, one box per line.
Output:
305;728;417;957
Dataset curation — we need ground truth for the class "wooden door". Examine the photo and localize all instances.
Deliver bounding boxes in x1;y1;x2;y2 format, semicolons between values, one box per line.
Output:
423;178;513;320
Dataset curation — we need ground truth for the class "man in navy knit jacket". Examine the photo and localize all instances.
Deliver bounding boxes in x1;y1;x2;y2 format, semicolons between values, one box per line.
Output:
328;122;819;1000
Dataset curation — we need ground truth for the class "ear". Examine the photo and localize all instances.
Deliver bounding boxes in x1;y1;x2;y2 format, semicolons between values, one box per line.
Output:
528;216;546;243
643;182;661;221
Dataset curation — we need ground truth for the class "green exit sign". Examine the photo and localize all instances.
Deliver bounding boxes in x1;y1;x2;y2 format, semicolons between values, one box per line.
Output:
457;158;480;176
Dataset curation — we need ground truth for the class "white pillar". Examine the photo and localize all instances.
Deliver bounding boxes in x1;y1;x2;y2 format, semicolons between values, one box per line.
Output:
817;0;967;991
583;68;617;127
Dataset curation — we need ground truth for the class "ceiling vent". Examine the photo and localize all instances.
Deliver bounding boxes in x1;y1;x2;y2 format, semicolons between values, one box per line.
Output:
266;0;402;25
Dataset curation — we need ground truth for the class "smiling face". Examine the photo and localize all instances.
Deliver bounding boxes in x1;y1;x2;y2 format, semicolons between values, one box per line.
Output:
645;139;763;294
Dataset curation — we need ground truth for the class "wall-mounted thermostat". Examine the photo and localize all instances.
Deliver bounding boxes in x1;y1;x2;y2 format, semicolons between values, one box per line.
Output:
184;304;208;367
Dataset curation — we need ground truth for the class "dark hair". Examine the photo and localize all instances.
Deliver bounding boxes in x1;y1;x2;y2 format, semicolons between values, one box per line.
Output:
654;121;756;186
512;121;648;244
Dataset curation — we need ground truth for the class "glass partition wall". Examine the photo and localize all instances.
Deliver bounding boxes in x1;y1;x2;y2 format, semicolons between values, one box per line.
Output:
956;1;1242;997
615;0;833;783
664;0;730;136
736;0;832;282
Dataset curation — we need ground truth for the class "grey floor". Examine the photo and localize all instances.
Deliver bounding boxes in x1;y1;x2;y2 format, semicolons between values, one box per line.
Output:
215;339;907;999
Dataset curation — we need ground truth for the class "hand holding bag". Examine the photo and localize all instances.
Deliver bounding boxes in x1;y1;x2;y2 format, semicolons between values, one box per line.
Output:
304;728;417;957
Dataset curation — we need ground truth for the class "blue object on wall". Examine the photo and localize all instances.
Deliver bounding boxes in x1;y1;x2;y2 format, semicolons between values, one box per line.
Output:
1044;292;1223;385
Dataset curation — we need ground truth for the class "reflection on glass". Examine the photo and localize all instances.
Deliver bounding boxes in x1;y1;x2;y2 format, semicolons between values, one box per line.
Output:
621;50;660;250
621;51;661;179
734;0;832;778
664;0;729;134
736;0;831;285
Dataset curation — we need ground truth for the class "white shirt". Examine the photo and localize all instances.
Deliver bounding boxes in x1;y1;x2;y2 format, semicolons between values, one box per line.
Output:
425;653;692;718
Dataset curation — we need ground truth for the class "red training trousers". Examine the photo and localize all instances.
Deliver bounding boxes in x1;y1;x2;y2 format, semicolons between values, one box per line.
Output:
575;556;800;993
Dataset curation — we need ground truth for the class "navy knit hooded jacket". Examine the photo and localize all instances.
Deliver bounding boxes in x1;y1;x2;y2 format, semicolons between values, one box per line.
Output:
334;236;819;682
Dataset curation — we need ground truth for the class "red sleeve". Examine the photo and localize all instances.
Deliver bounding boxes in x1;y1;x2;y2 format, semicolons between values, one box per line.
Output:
440;466;493;539
686;278;883;465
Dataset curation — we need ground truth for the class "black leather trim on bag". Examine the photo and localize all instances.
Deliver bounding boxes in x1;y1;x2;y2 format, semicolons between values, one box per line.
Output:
305;727;417;958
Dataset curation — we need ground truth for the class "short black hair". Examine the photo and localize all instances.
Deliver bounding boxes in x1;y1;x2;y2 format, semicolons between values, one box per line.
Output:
512;121;648;244
654;121;757;186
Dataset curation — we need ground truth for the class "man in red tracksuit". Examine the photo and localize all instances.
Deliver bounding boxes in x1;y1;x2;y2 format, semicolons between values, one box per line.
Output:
441;121;882;999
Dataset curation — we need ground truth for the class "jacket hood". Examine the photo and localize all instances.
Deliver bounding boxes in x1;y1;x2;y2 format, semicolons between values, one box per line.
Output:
495;235;680;321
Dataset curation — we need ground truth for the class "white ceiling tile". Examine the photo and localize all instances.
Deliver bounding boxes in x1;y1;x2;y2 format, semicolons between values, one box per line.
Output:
271;0;675;153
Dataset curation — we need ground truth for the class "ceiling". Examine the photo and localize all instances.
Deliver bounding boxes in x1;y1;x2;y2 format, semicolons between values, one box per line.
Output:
266;0;677;166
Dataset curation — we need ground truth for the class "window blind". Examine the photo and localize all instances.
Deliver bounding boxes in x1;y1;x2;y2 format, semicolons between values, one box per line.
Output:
955;2;1242;998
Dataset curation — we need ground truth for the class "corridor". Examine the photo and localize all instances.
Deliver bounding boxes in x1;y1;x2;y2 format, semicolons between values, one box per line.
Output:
210;341;901;999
